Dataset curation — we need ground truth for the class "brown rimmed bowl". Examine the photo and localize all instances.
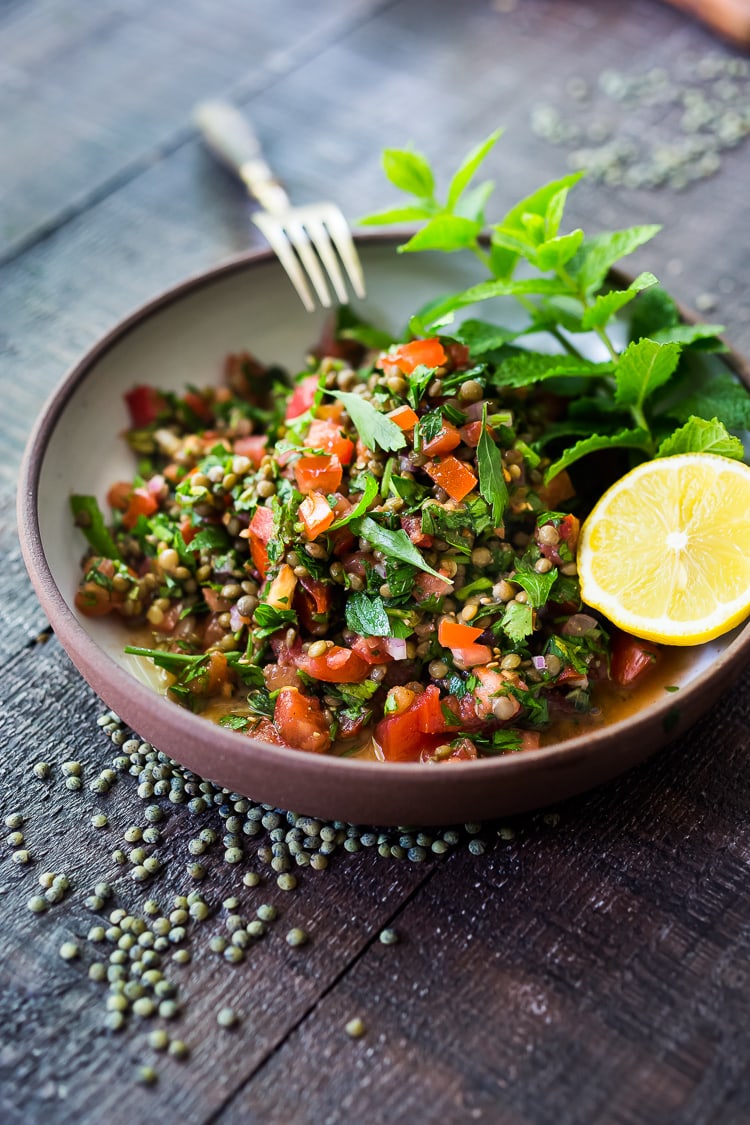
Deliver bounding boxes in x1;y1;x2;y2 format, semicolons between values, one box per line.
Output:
18;234;750;825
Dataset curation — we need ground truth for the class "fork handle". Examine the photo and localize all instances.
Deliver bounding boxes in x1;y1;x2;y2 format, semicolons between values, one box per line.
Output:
193;100;290;214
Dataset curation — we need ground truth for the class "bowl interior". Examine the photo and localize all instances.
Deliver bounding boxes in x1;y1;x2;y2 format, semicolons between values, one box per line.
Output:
22;237;750;824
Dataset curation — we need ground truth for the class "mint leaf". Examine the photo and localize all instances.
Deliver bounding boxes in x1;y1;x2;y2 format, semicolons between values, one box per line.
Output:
667;371;750;429
417;277;571;330
345;592;391;637
356;516;445;580
535;229;584;271
447;128;503;209
358;205;434;226
501;601;534;643
399;215;481;254
489;172;584;277
650;323;726;348
477;407;508;526
492;351;614;389
629;285;679;341
573;225;661;294
329;475;379;529
454;180;495;223
328;390;406;453
382;148;435;198
581;272;658;330
544;427;652;482
656;416;745;460
188;525;231;553
443;318;520;355
614;338;682;410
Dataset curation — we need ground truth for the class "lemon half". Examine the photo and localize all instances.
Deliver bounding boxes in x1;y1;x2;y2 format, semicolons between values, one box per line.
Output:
577;453;750;645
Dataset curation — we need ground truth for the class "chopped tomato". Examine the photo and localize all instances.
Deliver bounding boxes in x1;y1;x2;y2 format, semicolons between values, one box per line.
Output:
377;338;447;376
75;558;122;617
337;711;370;740
273;687;332;753
413;570;454;601
305;418;354;465
400;513;432;547
449;643;494;668
241;505;274;578
182;390;213;424
124;385;166;428
437;619;484;647
296;644;370;683
610;631;660;686
422;418;461;458
374;686;451;761
425;456;478;502
107;481;133;511
299;491;335;539
536;469;575;508
179;518;197;546
203;588;232;613
122;486;158;530
388;404;419;431
294;575;332;631
474;666;522;721
183;651;228;697
459;419;496;448
246;718;290;748
350;636;395;664
233;434;268;466
419;736;478;763
294;453;343;495
286;374;319;420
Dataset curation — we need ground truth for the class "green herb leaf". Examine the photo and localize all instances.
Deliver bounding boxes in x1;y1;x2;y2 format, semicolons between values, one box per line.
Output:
70;495;123;562
650;323;726;348
252;604;297;639
329;475;379;529
667;371;750;429
398;215;482;254
656;416;745;460
629;285;680;341
614;338;682;410
581;272;658;330
544;427;652;482
477;406;508;526
573;224;661;294
328;390;406;453
443;318;520;355
512;563;558;609
535;229;584;271
489;172;584;277
355;516;446;580
382;148;436;198
188;525;231;553
358;204;435;226
446;129;503;210
492;351;614;389
345;593;391;637
501;601;534;643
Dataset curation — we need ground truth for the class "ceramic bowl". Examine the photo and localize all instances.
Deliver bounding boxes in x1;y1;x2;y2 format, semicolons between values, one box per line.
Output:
18;235;750;825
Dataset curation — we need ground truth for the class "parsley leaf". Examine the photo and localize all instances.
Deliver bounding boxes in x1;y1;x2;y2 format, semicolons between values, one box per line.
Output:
330;475;379;529
355;516;446;580
477;406;508;526
328;390;406;453
345;593;391;637
252;605;297;640
501;601;534;643
512;563;558;609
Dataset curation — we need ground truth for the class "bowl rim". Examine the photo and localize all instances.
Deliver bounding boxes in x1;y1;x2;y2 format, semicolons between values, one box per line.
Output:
17;231;750;806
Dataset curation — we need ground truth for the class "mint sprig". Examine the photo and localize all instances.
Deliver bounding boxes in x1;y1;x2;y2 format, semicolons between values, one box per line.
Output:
360;132;745;480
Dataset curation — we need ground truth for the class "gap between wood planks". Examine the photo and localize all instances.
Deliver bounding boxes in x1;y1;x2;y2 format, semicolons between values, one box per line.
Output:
203;860;444;1123
0;0;399;273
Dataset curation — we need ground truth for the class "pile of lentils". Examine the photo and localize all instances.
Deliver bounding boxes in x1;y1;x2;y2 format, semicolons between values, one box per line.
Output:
531;51;750;191
3;708;542;1087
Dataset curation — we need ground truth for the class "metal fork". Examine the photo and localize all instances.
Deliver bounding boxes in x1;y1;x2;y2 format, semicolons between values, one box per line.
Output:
193;100;366;312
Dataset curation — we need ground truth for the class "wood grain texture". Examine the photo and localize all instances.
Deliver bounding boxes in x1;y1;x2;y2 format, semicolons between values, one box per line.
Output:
3;0;750;1121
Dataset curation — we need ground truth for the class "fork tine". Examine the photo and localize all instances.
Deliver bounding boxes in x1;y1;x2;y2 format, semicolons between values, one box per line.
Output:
252;212;316;313
303;214;349;306
283;218;332;309
322;207;366;300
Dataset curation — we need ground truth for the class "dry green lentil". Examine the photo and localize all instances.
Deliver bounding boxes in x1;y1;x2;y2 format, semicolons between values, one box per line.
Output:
149;1029;170;1051
345;1017;367;1039
285;927;308;947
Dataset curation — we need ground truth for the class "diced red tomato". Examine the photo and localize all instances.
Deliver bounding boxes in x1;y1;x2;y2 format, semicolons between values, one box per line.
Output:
473;666;522;721
610;631;660;686
350;636;395;665
459;420;497;448
233;434;268;466
536;469;576;509
122;486;158;530
299;491;335;539
179;518;197;546
106;481;133;511
124;385;167;428
376;338;447;376
388;404;419;431
182;390;213;424
437;619;484;647
296;644;370;683
425;456;478;502
413;570;454;601
241;505;274;578
203;587;232;613
400;513;432;547
374;686;452;761
419;736;478;763
422;418;461;458
337;712;370;740
305;418;354;465
294;575;332;631
273;687;332;754
294;453;342;495
449;643;494;668
286;374;319;420
246;718;290;748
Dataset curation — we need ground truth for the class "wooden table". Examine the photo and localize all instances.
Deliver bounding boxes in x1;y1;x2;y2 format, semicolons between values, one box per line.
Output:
3;2;750;1121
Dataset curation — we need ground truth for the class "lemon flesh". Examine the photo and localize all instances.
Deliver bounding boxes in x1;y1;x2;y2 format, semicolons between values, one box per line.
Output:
577;453;750;645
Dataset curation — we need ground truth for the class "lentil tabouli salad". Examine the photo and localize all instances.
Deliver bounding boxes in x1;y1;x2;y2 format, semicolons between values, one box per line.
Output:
71;132;750;763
